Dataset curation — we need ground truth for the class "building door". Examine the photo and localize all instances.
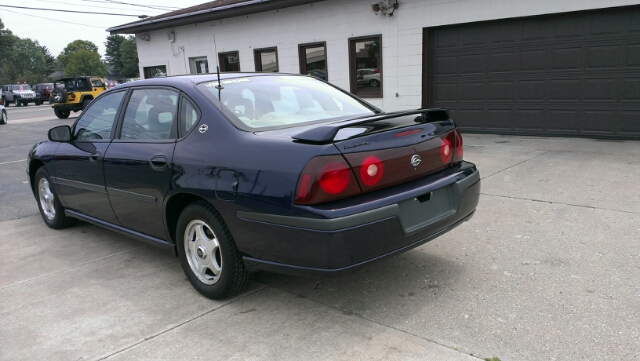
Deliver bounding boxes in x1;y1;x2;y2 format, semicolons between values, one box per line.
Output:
424;6;640;139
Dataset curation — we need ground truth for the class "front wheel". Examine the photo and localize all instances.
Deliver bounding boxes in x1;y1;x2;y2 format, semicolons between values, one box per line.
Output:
34;167;76;229
54;108;70;119
0;110;7;124
176;201;249;299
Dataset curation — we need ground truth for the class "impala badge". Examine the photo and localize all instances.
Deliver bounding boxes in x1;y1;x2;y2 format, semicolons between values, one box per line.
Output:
199;124;208;133
410;154;421;167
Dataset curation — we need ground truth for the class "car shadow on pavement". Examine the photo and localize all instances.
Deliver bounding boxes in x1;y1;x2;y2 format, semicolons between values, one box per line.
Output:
254;246;466;318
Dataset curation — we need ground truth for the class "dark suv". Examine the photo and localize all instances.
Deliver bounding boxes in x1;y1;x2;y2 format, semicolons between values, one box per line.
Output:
33;83;54;104
1;84;39;106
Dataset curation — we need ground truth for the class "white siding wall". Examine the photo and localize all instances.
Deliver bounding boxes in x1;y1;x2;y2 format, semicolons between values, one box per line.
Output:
135;0;639;110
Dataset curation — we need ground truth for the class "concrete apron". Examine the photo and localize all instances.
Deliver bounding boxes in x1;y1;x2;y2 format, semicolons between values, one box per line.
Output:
1;134;638;361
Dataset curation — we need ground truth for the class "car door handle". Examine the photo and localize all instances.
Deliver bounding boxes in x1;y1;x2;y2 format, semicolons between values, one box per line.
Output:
89;152;102;162
150;155;168;171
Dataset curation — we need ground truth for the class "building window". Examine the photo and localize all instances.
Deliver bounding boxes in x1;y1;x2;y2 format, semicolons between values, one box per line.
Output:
299;42;327;81
189;57;209;74
219;51;240;72
143;65;167;79
349;35;382;98
254;47;279;72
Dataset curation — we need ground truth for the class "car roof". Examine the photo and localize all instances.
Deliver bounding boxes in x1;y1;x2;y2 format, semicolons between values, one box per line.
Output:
119;72;304;87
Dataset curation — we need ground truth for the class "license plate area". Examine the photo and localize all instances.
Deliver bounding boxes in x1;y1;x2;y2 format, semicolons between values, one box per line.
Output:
397;186;456;234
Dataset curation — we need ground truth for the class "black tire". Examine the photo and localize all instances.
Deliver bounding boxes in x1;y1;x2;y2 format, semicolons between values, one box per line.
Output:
81;98;92;110
0;110;7;125
176;201;249;299
51;88;67;103
54;108;70;119
370;79;380;87
34;167;76;229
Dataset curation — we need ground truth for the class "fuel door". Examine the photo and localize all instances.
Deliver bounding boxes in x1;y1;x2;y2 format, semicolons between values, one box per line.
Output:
216;169;239;201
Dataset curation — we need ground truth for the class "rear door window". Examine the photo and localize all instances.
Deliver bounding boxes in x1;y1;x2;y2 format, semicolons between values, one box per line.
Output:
120;88;179;140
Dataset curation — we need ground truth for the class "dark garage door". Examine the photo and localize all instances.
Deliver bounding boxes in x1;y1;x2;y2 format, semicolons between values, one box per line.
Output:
425;6;640;139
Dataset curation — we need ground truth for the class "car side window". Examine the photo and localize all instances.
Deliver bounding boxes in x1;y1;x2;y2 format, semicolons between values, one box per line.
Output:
179;96;200;137
73;91;125;141
120;88;178;140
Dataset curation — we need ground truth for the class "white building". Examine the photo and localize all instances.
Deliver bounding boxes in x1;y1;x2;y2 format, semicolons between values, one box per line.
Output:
108;0;640;139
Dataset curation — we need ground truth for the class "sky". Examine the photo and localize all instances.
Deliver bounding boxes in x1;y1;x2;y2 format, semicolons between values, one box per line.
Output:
0;0;209;56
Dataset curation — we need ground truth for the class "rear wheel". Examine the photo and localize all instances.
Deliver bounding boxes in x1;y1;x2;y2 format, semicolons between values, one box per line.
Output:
370;79;380;87
34;167;76;229
0;110;7;124
176;201;249;299
81;99;92;110
54;108;70;119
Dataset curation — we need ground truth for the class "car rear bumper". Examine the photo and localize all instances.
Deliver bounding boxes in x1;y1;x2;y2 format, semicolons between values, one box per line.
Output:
233;162;481;277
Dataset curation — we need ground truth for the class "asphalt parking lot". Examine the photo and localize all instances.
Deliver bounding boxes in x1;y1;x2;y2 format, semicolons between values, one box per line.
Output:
1;109;638;360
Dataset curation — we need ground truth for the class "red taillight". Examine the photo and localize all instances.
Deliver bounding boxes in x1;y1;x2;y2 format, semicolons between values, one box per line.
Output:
374;69;380;73
319;162;350;194
440;134;453;165
453;128;463;163
359;156;384;186
295;155;361;205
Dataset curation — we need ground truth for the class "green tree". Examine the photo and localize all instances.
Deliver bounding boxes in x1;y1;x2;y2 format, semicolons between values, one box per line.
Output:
104;34;126;74
40;46;58;76
58;40;100;69
119;36;139;78
64;49;107;77
12;38;49;84
0;19;18;84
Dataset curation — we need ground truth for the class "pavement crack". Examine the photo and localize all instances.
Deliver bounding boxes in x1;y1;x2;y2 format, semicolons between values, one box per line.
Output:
96;285;268;360
279;287;483;360
480;151;548;180
481;193;639;214
0;246;144;290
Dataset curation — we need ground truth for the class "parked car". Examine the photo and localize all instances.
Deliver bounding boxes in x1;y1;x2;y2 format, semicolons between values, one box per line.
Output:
28;73;480;299
0;101;7;125
307;69;327;80
32;83;55;103
50;76;107;119
104;79;120;89
356;68;381;87
1;84;39;106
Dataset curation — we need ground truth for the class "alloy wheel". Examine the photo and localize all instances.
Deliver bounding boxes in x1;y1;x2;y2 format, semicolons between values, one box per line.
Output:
38;178;56;220
183;220;222;285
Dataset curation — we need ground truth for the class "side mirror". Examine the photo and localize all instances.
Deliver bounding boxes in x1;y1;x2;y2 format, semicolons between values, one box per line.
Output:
48;125;72;142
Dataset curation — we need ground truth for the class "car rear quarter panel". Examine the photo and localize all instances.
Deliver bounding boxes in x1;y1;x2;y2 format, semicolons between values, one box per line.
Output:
169;101;341;252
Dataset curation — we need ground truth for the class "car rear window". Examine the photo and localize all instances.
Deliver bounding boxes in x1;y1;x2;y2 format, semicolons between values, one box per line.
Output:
197;75;377;130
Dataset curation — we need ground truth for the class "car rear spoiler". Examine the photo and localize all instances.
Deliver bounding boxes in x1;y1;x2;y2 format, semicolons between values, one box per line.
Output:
292;108;450;144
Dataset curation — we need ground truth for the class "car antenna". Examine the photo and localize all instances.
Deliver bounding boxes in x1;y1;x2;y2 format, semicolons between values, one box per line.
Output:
215;65;223;100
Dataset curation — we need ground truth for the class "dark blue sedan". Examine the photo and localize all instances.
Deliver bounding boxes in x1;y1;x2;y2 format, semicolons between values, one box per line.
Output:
28;73;480;299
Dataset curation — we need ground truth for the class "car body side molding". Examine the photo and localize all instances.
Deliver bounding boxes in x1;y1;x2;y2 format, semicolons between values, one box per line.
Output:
65;210;175;252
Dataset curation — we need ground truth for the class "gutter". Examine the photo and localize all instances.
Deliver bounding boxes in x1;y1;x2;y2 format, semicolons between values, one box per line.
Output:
107;0;323;34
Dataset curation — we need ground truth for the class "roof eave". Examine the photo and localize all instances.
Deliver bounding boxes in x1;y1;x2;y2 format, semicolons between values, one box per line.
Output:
107;0;323;34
